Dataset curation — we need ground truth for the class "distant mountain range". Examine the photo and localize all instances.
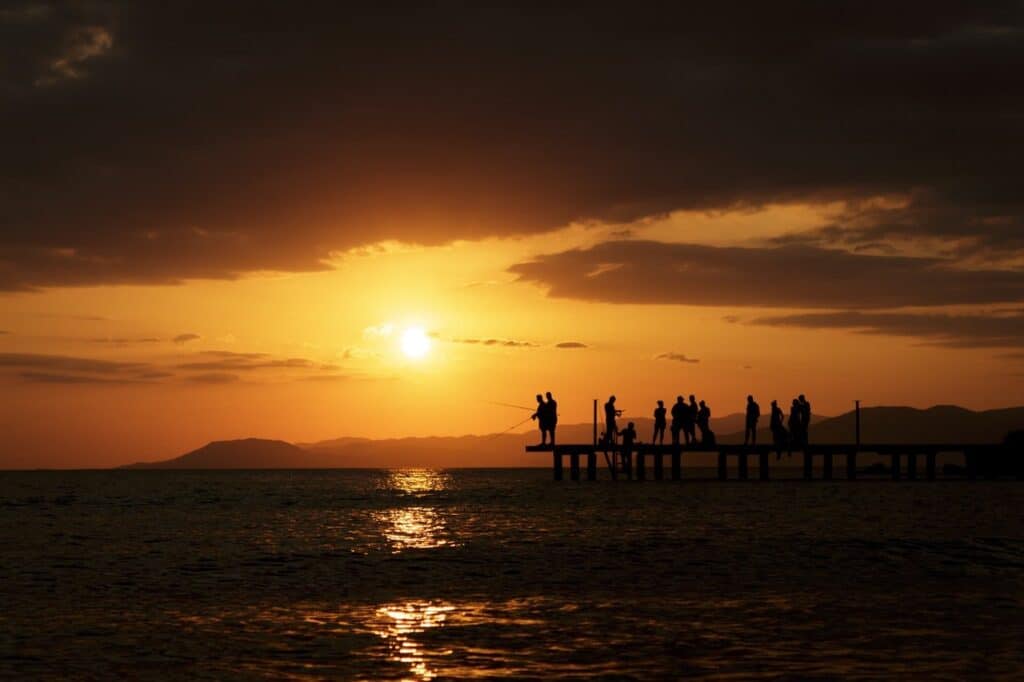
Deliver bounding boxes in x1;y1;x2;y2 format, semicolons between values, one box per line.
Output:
122;405;1024;469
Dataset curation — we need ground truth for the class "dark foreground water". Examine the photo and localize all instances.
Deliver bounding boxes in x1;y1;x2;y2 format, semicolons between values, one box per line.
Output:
1;469;1023;680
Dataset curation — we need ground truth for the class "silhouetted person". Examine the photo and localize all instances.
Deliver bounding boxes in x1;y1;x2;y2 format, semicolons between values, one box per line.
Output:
789;398;803;450
545;391;558;446
670;395;686;446
770;399;788;459
744;395;760;446
604;395;622;444
697;400;714;446
684;394;698;445
652;400;667;444
620;421;637;476
530;394;549;445
798;394;811;444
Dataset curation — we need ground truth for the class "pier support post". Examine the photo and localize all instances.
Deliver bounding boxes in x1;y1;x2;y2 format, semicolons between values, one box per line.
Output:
738;453;749;480
847;452;857;480
672;449;681;480
907;453;917;480
622;449;633;480
803;451;813;480
636;450;646;480
759;452;769;480
553;452;563;481
823;453;833;480
891;454;901;480
717;452;727;480
654;452;664;480
926;452;936;481
587;452;597;481
570;453;580;481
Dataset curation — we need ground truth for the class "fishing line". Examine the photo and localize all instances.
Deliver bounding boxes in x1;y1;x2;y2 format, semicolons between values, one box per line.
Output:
484;414;537;441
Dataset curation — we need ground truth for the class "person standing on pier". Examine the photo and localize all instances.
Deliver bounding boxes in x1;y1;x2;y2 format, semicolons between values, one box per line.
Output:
744;395;761;446
697;400;714;445
770;400;788;459
652;400;667;445
789;398;804;449
684;395;699;445
531;393;553;446
670;395;686;445
798;394;812;444
545;392;558;446
604;395;622;444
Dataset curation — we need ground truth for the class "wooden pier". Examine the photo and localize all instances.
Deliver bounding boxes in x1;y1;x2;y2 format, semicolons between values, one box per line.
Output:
526;442;1014;481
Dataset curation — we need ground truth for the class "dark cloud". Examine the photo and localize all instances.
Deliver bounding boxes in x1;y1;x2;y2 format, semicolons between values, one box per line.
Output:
510;241;1024;309
555;342;588;349
172;333;200;344
0;330;8;334
90;336;161;344
185;372;239;384
750;310;1024;348
0;352;145;374
657;352;700;363
177;350;337;372
2;4;1023;289
17;371;139;385
452;338;538;348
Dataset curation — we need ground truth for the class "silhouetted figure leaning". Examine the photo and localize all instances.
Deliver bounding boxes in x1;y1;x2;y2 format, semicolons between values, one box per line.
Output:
620;421;637;478
744;395;760;446
531;394;549;446
653;400;666;445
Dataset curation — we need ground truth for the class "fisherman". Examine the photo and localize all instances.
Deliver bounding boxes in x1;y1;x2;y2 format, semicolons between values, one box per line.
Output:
604;395;622;444
744;395;760;446
545;391;558;446
670;395;686;446
531;394;551;446
697;400;714;446
770;399;788;460
798;394;812;445
684;394;699;445
652;400;667;445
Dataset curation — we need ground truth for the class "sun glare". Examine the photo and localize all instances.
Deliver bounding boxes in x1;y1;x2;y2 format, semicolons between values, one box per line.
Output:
400;326;431;359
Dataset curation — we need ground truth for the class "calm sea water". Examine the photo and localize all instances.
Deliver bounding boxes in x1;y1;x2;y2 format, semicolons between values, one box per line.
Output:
1;469;1023;679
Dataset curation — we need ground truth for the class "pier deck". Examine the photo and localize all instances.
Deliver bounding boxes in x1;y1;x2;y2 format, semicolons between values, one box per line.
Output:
525;442;1014;481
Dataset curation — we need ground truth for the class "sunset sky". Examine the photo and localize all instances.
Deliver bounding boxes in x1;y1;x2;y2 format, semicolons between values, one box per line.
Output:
2;2;1023;467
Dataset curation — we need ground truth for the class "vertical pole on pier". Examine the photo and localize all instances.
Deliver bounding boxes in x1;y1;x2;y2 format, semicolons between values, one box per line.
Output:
823;453;833;480
636;448;646;480
803;451;813;480
907;453;917;480
926;452;936;481
717;452;727;480
553;451;563;481
672;447;682;481
654;452;664;480
570;452;580;481
738;453;749;480
587;451;597;481
890;453;901;480
847;452;857;480
855;400;861;447
593;399;598;448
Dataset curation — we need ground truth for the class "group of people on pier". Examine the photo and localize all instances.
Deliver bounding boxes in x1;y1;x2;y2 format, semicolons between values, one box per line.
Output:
533;392;813;456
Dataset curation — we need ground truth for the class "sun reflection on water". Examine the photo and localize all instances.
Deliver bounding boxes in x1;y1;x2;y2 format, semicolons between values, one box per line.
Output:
373;469;457;553
373;601;455;680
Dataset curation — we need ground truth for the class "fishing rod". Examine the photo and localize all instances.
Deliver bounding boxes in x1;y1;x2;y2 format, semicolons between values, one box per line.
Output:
486;400;536;412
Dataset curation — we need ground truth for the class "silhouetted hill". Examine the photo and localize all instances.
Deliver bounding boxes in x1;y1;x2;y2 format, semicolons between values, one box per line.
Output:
123;438;324;469
122;405;1024;468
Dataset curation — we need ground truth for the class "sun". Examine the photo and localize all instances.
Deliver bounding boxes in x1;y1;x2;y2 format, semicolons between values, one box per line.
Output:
400;326;431;359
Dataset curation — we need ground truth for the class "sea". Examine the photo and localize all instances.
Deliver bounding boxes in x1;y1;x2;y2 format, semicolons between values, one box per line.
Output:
1;468;1023;680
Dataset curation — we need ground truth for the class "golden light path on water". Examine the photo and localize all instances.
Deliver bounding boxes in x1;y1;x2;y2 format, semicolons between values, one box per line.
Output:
373;470;456;679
